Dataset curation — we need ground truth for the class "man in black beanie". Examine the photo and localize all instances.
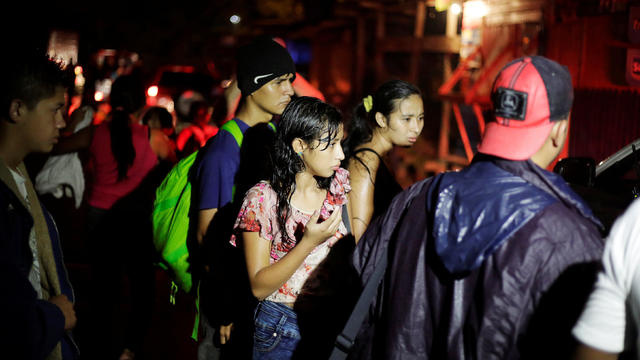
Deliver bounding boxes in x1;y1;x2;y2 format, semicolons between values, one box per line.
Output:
193;36;296;359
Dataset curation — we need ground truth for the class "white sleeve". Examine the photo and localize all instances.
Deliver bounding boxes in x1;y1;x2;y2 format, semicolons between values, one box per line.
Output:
572;199;640;353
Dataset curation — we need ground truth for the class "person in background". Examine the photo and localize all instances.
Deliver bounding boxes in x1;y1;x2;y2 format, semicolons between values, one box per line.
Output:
231;96;349;359
176;100;219;157
142;106;177;164
572;197;640;360
342;80;424;242
349;56;603;359
85;74;158;360
0;50;78;360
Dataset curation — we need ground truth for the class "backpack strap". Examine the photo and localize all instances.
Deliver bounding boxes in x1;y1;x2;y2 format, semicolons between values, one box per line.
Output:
330;242;388;360
220;120;277;148
342;204;351;234
220;119;244;147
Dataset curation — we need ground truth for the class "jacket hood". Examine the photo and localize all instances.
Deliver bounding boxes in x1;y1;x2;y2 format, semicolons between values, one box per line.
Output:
427;156;601;276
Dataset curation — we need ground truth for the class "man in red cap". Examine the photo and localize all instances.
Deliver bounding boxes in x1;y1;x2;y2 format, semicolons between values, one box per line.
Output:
348;56;604;359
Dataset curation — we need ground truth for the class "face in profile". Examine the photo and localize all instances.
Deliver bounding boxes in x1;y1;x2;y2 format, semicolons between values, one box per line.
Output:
20;86;67;153
382;94;424;147
300;124;345;178
250;73;295;115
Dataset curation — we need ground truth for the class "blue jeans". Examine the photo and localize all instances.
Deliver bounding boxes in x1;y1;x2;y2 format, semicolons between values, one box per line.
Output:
253;301;301;360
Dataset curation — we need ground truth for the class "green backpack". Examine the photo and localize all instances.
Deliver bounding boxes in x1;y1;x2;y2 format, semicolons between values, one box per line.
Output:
151;120;275;294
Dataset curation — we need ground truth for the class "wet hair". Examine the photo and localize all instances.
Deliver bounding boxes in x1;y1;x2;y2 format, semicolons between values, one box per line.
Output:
0;51;71;121
142;106;173;129
342;80;421;161
109;75;145;181
271;96;342;245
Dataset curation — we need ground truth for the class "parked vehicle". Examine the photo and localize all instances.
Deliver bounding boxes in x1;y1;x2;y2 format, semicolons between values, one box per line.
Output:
555;138;640;234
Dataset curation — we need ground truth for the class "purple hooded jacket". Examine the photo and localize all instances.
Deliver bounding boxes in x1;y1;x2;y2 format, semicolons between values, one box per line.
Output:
350;155;603;360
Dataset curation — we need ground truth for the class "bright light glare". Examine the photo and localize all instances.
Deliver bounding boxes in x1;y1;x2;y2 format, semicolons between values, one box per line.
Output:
230;15;241;24
450;3;461;15
74;75;85;87
74;66;83;75
94;91;104;102
464;0;488;18
147;85;159;97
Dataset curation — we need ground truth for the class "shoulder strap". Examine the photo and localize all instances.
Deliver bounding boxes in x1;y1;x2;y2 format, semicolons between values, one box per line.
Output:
330;244;388;360
341;203;351;234
353;147;382;160
220;119;243;147
220;120;277;149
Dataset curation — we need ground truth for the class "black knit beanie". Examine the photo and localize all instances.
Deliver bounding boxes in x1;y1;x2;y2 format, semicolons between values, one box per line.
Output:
236;37;296;96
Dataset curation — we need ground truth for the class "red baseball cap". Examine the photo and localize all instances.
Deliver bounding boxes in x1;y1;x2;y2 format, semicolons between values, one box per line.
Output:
477;56;574;160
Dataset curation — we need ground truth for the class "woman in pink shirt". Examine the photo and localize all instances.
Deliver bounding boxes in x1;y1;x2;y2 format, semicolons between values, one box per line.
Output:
85;74;157;360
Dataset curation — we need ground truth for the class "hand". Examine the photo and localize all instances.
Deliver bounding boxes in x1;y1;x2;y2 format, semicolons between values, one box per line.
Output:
49;294;77;330
65;106;90;134
302;208;342;248
219;323;233;345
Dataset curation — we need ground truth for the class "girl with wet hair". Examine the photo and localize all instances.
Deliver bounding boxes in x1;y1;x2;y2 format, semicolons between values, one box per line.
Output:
342;79;424;242
230;96;350;359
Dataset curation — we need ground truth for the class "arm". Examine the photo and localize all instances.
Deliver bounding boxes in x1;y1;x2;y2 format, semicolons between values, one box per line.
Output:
571;201;640;358
195;144;235;245
149;129;177;163
573;344;618;360
347;157;377;242
51;126;93;155
197;208;218;245
243;209;342;300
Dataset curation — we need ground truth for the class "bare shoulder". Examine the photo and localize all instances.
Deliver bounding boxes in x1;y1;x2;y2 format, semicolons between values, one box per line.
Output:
348;153;380;184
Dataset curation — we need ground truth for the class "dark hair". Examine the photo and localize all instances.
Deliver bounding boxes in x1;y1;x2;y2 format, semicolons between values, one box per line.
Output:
342;80;421;161
142;106;173;129
188;100;211;123
0;51;71;121
109;75;145;181
271;96;342;245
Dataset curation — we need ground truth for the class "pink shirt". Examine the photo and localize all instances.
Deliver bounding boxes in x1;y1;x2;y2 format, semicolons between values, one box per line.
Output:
88;121;157;209
231;168;351;303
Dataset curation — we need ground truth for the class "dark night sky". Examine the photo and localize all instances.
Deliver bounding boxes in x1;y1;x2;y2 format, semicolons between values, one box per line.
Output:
3;1;256;73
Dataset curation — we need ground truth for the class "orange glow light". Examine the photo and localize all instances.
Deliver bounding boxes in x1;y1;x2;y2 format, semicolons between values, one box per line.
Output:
74;66;83;75
147;85;159;97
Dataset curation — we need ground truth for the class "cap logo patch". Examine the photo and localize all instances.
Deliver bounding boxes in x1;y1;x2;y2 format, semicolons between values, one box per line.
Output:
494;87;527;121
253;73;274;84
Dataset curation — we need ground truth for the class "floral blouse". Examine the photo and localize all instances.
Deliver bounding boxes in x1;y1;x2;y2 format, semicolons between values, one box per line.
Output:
230;167;351;304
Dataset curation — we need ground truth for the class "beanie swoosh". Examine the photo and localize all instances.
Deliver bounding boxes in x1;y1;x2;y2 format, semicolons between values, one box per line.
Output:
254;73;274;84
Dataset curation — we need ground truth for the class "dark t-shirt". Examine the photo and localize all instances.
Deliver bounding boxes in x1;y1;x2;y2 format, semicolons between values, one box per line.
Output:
195;118;250;210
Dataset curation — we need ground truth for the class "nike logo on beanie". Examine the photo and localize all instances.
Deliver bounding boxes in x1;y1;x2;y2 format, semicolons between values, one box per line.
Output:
254;73;274;84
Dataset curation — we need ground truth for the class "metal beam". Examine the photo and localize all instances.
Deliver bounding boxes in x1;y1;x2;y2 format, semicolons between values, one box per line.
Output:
378;35;461;53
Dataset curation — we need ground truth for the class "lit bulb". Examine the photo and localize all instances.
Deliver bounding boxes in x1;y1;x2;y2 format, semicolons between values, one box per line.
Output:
450;3;461;15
